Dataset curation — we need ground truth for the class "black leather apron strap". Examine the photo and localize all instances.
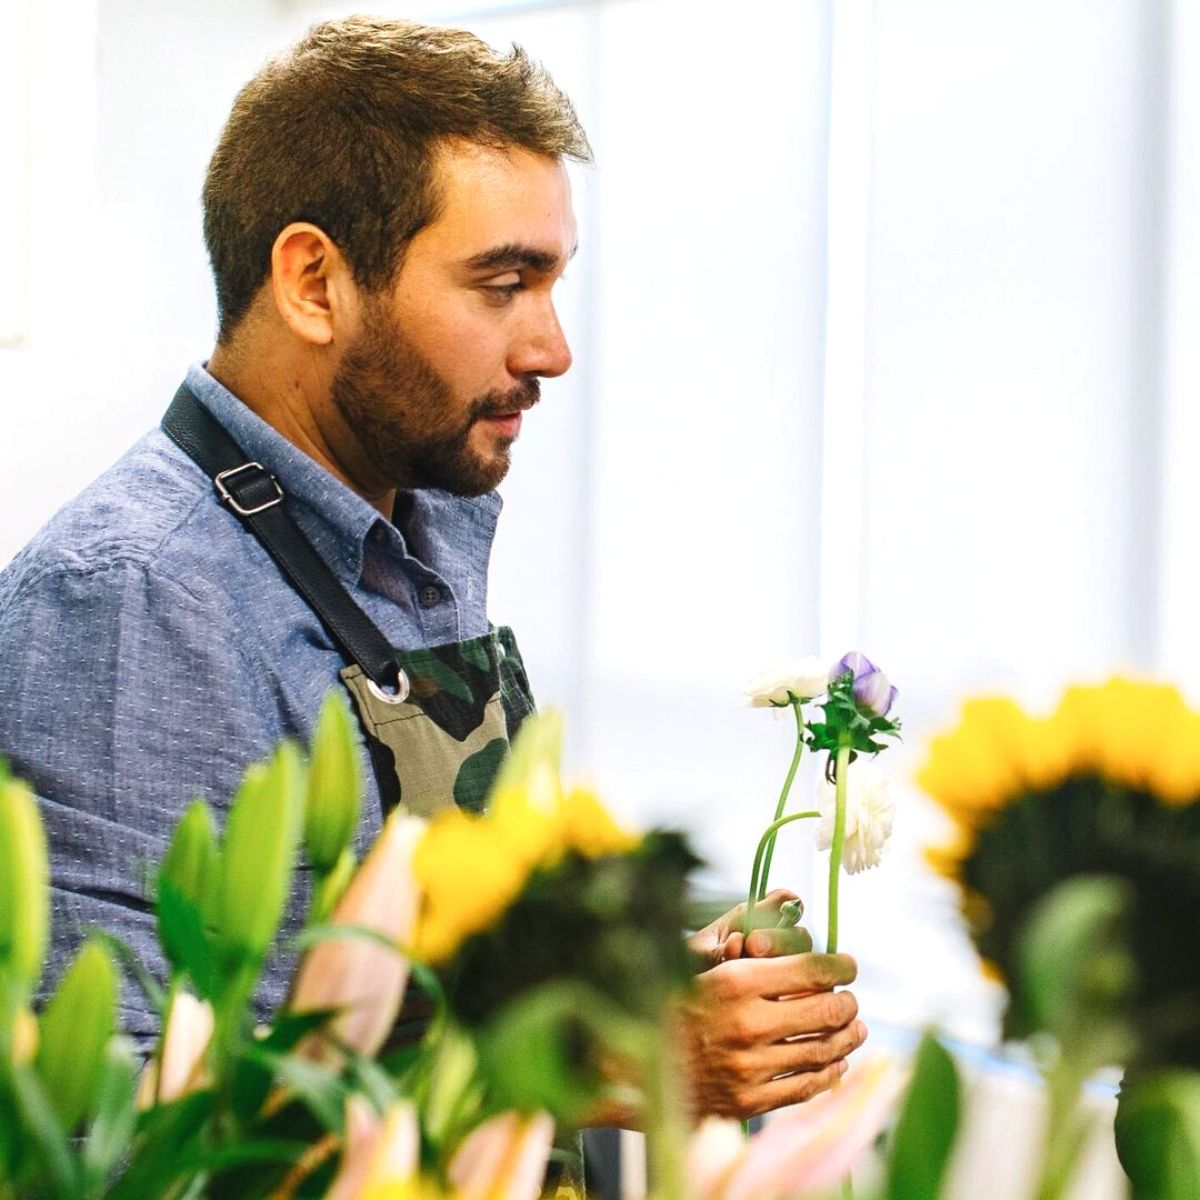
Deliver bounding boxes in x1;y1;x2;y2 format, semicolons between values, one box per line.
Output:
161;383;403;694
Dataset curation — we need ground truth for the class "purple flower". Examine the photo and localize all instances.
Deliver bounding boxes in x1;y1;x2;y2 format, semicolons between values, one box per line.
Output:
831;651;898;718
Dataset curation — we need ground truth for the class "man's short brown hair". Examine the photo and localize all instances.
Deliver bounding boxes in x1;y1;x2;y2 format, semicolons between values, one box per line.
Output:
202;16;592;342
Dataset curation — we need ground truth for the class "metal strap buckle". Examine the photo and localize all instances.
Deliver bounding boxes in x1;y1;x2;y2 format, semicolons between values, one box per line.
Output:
214;462;283;517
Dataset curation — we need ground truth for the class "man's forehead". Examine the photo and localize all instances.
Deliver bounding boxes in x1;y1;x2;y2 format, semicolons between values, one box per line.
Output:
421;140;577;265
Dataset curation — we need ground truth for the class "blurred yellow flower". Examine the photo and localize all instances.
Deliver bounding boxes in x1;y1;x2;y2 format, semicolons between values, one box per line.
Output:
412;715;639;965
919;678;1200;884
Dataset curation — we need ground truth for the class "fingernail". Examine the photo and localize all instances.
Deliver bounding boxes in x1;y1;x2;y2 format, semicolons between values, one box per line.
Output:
837;1058;849;1076
854;1020;868;1044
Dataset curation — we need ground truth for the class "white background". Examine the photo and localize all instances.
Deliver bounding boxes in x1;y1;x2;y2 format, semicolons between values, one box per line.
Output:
3;0;1200;1044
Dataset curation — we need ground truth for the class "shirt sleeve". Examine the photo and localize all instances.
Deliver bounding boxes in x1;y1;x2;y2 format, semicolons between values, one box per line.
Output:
0;557;282;1045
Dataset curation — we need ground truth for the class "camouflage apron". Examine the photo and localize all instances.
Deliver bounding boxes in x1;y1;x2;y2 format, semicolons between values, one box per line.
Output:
339;625;533;817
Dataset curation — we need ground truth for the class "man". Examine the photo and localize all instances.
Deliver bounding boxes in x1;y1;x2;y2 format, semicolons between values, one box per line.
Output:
0;15;863;1119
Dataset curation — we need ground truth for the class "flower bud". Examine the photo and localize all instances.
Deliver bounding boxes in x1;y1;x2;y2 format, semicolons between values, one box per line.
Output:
217;742;305;963
289;810;425;1064
154;989;214;1105
160;800;220;922
11;1006;38;1067
0;770;49;999
305;689;364;873
35;939;117;1131
448;1109;556;1200
853;670;898;718
327;1097;420;1200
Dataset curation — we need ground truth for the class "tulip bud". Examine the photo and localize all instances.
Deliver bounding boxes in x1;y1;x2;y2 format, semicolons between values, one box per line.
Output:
448;1109;556;1200
11;1006;38;1067
327;1098;420;1200
0;769;49;999
154;989;214;1105
289;810;425;1064
217;742;305;963
305;690;364;874
35;939;117;1131
160;800;220;920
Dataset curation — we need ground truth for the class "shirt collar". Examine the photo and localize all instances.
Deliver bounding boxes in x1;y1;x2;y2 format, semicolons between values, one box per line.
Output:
184;362;503;587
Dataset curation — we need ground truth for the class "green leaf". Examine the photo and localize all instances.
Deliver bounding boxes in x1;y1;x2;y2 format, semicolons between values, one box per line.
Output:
81;1036;140;1195
104;1090;214;1200
305;690;363;873
1115;1071;1200;1198
0;774;49;999
87;930;167;1015
242;1044;347;1132
36;939;117;1132
230;1009;333;1123
1013;874;1136;1054
8;1063;80;1199
884;1032;961;1200
157;879;216;997
217;743;305;965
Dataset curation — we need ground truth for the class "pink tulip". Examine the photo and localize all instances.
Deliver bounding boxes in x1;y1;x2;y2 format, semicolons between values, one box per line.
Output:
326;1096;420;1200
289;811;425;1065
689;1054;903;1200
447;1109;555;1200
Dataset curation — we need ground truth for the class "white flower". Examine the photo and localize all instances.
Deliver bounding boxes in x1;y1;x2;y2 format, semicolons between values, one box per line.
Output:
745;658;830;707
817;763;895;873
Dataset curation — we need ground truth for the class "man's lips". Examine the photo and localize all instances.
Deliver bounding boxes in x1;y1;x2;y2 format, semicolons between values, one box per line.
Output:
478;411;522;437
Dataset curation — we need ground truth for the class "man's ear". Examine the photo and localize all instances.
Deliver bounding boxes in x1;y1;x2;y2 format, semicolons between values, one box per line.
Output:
268;223;356;347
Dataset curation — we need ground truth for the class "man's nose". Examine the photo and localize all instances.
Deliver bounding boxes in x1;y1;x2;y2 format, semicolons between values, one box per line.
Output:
511;300;573;380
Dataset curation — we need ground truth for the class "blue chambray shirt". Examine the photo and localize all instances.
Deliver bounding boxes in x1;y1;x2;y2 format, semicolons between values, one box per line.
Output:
0;363;502;1041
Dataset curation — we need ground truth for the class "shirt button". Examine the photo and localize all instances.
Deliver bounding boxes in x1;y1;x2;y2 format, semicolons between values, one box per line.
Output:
418;585;443;609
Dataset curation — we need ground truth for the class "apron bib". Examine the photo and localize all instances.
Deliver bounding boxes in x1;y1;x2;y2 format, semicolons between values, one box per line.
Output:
339;625;533;817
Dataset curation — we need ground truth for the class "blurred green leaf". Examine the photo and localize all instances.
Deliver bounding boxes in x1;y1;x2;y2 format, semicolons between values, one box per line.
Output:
218;743;305;966
157;880;216;998
88;930;167;1015
243;1044;346;1132
306;845;356;929
0;772;49;999
885;1032;961;1200
81;1036;140;1195
1115;1071;1200;1198
1013;874;1136;1056
305;691;363;874
105;1090;214;1200
230;1009;332;1123
8;1063;79;1199
36;939;117;1133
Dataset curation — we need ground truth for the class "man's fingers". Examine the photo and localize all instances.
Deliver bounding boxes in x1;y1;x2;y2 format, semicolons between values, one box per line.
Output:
737;951;858;998
745;925;813;957
744;1059;850;1117
755;988;859;1043
762;1019;867;1077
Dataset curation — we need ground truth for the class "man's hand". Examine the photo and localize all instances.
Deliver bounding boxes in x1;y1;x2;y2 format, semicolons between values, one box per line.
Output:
681;891;865;1120
687;889;812;968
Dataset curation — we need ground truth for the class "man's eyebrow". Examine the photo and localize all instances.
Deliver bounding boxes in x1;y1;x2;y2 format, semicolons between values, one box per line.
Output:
464;242;580;273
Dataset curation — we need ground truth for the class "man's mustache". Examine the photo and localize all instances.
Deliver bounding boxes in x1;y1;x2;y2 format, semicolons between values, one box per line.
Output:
470;379;541;421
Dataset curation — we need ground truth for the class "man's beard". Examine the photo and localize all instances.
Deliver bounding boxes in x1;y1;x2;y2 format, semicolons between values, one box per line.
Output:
330;300;539;497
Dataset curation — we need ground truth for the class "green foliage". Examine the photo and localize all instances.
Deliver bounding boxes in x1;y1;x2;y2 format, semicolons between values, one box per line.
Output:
35;939;117;1132
305;690;363;873
1012;874;1137;1064
0;767;49;999
884;1033;961;1200
1115;1072;1200;1199
216;741;305;966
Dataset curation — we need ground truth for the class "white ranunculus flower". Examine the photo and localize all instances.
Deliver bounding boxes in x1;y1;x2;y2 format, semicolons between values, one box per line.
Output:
817;763;895;873
745;657;830;707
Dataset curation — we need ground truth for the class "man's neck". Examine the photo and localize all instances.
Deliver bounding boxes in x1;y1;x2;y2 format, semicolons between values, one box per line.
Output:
206;343;397;519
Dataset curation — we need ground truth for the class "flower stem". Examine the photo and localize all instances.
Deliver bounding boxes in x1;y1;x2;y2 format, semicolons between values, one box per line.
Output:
645;1015;688;1200
745;811;820;934
758;699;807;900
827;743;851;954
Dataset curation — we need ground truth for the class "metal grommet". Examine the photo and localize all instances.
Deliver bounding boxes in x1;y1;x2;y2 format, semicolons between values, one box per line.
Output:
367;667;411;705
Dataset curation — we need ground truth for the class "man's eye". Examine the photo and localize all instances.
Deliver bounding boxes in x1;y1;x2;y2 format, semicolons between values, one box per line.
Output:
483;281;522;304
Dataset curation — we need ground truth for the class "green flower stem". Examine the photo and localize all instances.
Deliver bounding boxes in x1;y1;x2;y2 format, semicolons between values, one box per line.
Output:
745;811;820;934
645;1018;688;1200
758;699;807;900
827;743;851;954
1035;1059;1089;1200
